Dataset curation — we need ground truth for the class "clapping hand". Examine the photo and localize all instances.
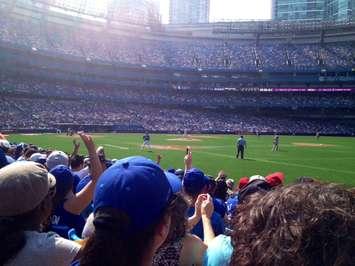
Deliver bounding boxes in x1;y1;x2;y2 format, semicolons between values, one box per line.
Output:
201;194;214;218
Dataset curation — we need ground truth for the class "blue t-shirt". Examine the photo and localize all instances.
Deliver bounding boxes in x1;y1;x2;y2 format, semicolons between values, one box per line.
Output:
50;201;86;238
72;173;81;193
213;198;227;218
203;235;233;266
75;174;92;193
0;148;8;168
226;194;239;216
187;207;224;240
75;175;94;219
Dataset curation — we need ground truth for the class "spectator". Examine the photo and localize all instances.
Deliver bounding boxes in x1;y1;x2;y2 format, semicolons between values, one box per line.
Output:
183;168;225;239
47;150;69;171
154;172;207;266
265;172;285;187
202;182;355;266
71;155;88;179
49;133;102;237
238;177;272;204
0;161;81;266
78;156;174;266
230;182;355;265
0;146;9;168
0;139;15;164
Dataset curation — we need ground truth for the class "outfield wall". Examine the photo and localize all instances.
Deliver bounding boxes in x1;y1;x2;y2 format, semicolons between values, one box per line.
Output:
2;127;354;137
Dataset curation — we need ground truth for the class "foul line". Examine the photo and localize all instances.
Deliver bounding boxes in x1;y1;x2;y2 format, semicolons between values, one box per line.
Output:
197;150;355;175
103;144;129;150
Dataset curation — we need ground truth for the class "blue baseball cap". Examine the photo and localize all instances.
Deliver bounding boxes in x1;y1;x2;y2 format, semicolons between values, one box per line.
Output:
165;171;182;194
50;165;74;196
183;168;209;195
94;156;173;232
0;148;9;169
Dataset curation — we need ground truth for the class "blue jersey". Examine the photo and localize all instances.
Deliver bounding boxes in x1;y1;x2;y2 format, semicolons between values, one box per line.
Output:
187;206;225;239
75;175;94;219
226;195;239;216
213;198;227;218
76;174;92;193
50;201;86;238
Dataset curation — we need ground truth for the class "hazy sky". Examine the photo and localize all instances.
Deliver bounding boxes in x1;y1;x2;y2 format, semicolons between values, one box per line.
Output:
159;0;272;23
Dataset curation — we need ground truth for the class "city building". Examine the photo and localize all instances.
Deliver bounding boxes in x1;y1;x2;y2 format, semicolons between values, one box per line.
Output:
273;0;325;21
273;0;354;22
169;0;209;24
325;0;354;21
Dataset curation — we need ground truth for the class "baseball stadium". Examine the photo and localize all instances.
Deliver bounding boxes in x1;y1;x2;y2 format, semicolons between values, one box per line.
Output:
0;1;354;265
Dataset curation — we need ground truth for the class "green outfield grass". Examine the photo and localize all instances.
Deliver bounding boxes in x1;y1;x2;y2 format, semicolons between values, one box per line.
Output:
8;133;355;187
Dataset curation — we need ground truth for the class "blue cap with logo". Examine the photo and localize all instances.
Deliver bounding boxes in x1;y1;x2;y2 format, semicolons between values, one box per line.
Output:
183;168;209;195
94;156;172;232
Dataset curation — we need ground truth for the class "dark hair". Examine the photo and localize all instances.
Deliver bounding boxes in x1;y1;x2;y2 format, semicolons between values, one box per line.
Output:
24;148;37;160
206;179;216;195
213;180;228;201
80;206;170;266
0;207;41;265
231;182;355;266
70;154;84;169
51;174;74;210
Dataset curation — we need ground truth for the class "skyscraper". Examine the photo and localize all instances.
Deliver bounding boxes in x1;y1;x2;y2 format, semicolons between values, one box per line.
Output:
169;0;209;24
272;0;354;21
273;0;325;21
325;0;353;21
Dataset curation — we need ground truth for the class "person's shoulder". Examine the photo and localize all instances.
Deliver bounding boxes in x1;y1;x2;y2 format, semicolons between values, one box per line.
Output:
25;230;80;250
203;235;233;266
181;234;207;266
183;233;207;251
183;233;206;249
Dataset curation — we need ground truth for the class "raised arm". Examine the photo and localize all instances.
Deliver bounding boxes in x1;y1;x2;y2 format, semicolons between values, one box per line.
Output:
64;132;103;215
201;194;215;245
184;146;192;174
69;139;80;164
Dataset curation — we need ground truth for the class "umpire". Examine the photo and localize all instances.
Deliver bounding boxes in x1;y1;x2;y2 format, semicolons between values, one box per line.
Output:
236;135;247;159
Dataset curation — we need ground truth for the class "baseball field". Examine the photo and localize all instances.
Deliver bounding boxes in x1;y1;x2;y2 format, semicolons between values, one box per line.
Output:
8;133;355;187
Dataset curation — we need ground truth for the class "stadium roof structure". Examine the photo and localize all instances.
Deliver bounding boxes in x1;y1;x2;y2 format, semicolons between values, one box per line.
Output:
0;0;355;89
0;0;161;25
2;0;355;31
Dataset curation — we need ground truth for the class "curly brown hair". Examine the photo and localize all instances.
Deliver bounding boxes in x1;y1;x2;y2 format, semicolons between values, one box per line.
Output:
164;193;188;243
231;182;355;266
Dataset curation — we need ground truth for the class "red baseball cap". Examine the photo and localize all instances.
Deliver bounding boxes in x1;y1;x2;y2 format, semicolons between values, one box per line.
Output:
265;172;285;187
238;177;249;190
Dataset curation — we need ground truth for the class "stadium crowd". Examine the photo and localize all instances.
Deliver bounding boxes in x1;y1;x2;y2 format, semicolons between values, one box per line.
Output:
0;16;354;71
1;95;354;135
0;133;354;266
2;78;355;109
1;77;355;135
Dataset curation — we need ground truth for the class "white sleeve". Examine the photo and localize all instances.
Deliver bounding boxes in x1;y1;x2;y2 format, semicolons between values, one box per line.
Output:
46;233;81;266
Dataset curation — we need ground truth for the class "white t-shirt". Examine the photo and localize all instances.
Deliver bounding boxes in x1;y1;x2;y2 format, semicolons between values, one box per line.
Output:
72;167;90;179
5;231;81;266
